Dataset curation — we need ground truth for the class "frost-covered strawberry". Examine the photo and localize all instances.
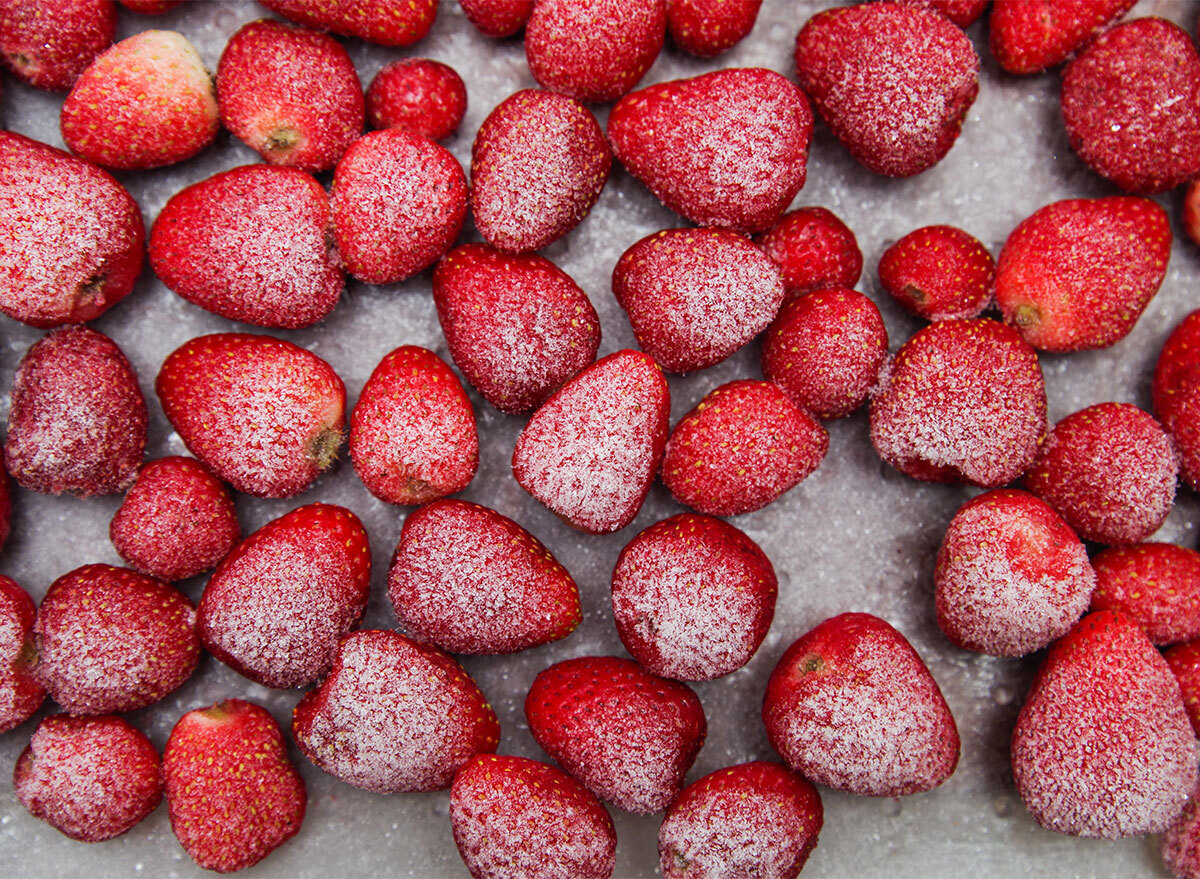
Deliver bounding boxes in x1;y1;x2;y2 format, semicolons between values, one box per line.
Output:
752;206;862;301
367;58;467;141
1163;780;1200;879
893;0;987;27
1090;544;1200;646
990;0;1136;75
0;0;114;90
1164;640;1200;736
461;0;534;38
260;0;438;46
665;0;761;57
878;225;994;322
1154;310;1200;491
0;577;43;734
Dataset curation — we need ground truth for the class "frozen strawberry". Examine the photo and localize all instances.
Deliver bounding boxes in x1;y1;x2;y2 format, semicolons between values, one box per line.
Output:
461;0;534;37
471;88;610;253
60;30;218;170
1187;180;1200;248
661;380;828;517
156;333;346;498
367;58;466;141
761;287;888;420
1163;780;1200;879
217;19;364;174
1164;640;1200;736
512;349;669;534
608;67;811;233
331;128;467;284
752;206;862;301
934;489;1095;657
525;655;706;813
259;0;438;46
990;0;1136;75
611;513;776;681
658;761;822;879
878;225;994;321
665;0;761;57
34;564;200;715
1025;403;1177;546
149;164;344;329
293;629;501;793
14;715;161;842
433;244;601;414
5;327;147;497
349;346;478;505
1090;544;1200;646
0;577;43;734
1012;610;1196;837
0;132;144;328
165;699;305;873
763;612;960;797
118;0;182;12
794;3;979;177
450;754;617;879
891;0;987;28
0;0;114;90
869;319;1048;487
1154;310;1200;491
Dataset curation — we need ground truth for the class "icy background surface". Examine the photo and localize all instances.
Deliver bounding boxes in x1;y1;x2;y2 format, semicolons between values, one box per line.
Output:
2;0;1199;877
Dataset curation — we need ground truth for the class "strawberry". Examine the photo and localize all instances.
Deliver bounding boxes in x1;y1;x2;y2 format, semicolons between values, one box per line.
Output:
259;0;438;46
164;699;306;873
762;612;960;797
148;164;344;329
331;128;468;284
366;58;467;141
658;761;822;879
217;19;364;174
1090;544;1200;646
608;68;812;234
432;243;601;414
525;655;706;813
1024;403;1177;546
60;30;218;170
461;0;534;38
156;333;346;498
891;0;987;28
752;206;863;301
1164;639;1200;736
877;224;994;322
989;0;1136;75
794;3;979;177
0;0;114;90
471;88;610;253
611;512;777;681
388;498;581;654
109;456;240;582
1011;610;1197;837
33;564;200;715
5;327;147;498
0;577;44;734
760;287;888;420
118;0;182;11
661;380;828;517
1187;180;1200;248
512;349;669;534
869;319;1048;487
934;488;1096;657
1154;309;1200;491
292;629;501;793
349;346;478;505
0;131;144;328
665;0;761;58
197;503;370;688
450;753;617;879
14;715;162;842
1163;781;1200;879
612;227;784;374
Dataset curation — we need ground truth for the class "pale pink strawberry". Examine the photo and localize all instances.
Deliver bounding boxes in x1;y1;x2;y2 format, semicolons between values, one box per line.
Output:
752;206;862;301
367;58;467;141
877;224;994;322
460;0;534;38
0;0;114;90
1154;310;1200;491
990;0;1137;75
0;577;43;734
665;0;761;57
259;0;438;46
1090;544;1200;646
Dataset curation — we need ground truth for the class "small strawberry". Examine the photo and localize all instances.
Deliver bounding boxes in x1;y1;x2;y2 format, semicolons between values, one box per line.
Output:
660;380;828;517
989;0;1136;75
156;333;346;498
1164;639;1200;736
877;224;994;322
1090;544;1200;646
525;655;706;813
0;0;114;90
367;58;467;141
752;206;863;301
460;0;534;38
259;0;438;46
665;0;761;58
1011;610;1197;837
164;699;306;873
0;577;44;734
450;754;617;879
471;88;611;253
891;0;987;28
292;629;501;793
60;29;218;170
1154;309;1200;491
762;612;960;797
1163;780;1200;879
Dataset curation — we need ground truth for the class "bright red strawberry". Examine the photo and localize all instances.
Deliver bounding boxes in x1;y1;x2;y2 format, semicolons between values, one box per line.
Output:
512;349;669;534
0;132;144;328
1154;310;1200;491
1187;180;1200;248
164;699;306;873
217;19;364;174
658;761;822;879
763;612;960;797
0;0;114;90
869;319;1048;487
665;0;761;57
450;754;617;879
259;0;438;46
935;489;1095;657
794;3;979;177
156;333;346;498
349;346;478;505
990;0;1136;75
1011;610;1196;837
1090;544;1200;646
525;655;706;813
760;287;888;420
60;30;218;170
388;498;580;654
149;164;344;328
293;629;501;793
331;128;467;284
611;513;776;681
5;327;147;497
891;0;987;28
33;564;200;715
118;0;182;11
197;503;370;688
433;243;601;414
1164;639;1200;736
367;58;467;141
661;380;828;517
1163;780;1200;879
461;0;534;37
878;224;994;321
608;68;812;234
752;206;862;301
0;577;43;734
471;88;610;253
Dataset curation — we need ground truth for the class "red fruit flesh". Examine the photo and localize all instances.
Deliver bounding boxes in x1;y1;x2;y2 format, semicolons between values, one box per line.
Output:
0;0;114;90
989;0;1137;75
752;206;863;301
878;224;994;322
1091;543;1200;646
0;577;44;734
367;58;467;141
